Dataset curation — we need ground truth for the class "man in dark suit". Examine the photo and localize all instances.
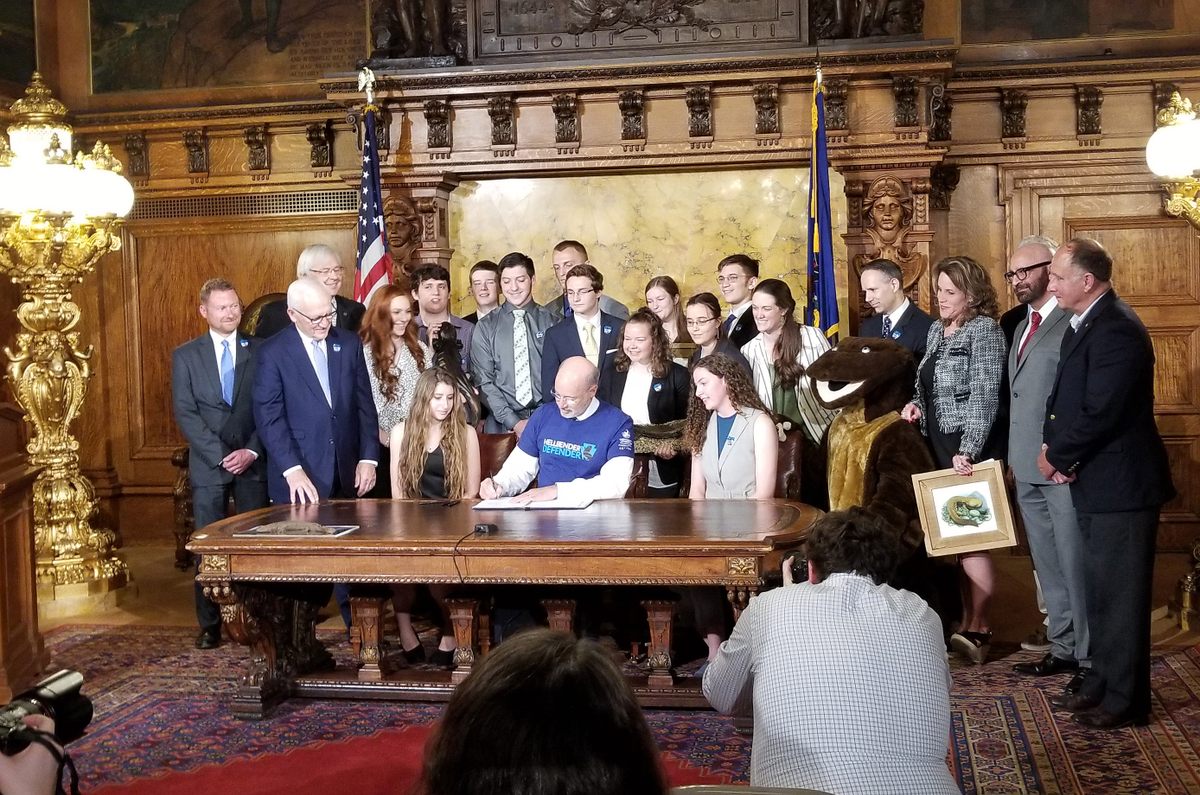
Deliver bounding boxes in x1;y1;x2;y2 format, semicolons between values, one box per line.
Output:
1039;238;1175;730
858;258;934;361
546;240;630;322
254;278;380;505
254;244;367;338
716;254;761;350
541;263;623;400
171;278;267;649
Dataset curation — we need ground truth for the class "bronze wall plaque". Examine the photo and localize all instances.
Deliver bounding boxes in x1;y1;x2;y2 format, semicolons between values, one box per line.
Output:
475;0;804;60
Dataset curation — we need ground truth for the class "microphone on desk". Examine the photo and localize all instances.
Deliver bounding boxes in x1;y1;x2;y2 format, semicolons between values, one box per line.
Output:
474;523;497;535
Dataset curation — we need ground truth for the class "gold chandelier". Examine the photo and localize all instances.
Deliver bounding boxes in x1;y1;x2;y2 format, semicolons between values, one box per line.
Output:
1146;91;1200;230
0;73;133;613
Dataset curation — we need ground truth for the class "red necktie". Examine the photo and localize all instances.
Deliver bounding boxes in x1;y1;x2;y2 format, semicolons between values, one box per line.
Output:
1017;311;1042;361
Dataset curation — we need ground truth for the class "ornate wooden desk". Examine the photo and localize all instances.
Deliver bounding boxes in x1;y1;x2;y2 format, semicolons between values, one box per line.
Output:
189;498;817;718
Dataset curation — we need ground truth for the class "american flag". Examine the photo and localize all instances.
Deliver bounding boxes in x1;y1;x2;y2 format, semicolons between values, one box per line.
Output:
355;105;393;306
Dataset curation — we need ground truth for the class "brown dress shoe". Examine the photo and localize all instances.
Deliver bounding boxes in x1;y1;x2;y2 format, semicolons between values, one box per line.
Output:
1073;708;1149;730
1050;691;1101;712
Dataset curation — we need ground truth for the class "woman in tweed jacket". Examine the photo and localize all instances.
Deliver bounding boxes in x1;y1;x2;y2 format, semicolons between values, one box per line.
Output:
902;256;1006;664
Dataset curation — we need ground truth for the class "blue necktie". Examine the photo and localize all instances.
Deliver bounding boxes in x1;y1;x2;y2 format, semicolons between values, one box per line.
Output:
723;313;736;335
562;293;573;318
311;340;332;406
219;339;234;406
881;316;893;339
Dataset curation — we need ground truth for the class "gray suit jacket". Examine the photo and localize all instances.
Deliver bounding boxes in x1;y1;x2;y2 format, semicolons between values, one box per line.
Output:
171;332;265;488
470;301;555;431
547;292;631;323
1006;305;1070;483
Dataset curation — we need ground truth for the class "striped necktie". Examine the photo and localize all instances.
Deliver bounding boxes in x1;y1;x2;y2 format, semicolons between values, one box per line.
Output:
513;309;533;406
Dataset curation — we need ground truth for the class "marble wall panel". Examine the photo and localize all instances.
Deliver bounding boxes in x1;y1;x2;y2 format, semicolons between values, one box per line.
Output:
446;168;849;324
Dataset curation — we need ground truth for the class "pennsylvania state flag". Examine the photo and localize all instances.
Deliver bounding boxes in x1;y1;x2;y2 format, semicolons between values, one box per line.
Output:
806;72;839;343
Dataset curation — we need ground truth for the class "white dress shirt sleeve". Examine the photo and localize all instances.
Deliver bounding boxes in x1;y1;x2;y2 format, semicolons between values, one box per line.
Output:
491;446;540;497
555;455;635;502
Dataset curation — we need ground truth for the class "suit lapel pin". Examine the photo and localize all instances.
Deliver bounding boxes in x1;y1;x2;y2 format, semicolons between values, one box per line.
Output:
239;338;249;347
653;383;663;392
891;329;901;339
603;326;612;335
332;343;341;353
536;331;544;339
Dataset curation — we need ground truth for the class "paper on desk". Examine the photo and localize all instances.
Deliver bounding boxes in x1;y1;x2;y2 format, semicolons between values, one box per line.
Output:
473;496;595;510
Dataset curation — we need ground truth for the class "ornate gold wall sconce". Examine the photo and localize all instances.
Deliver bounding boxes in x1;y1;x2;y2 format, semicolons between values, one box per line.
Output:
1146;91;1200;230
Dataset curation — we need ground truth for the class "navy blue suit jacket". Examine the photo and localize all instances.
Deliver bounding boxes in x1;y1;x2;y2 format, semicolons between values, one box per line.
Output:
540;311;623;401
1043;290;1174;512
253;326;380;503
860;302;934;362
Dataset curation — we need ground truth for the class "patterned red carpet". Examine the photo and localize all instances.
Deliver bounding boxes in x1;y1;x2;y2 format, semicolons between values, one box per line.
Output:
39;625;1200;794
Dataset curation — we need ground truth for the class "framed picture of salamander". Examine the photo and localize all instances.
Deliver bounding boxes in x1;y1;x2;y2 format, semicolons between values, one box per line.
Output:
912;459;1018;557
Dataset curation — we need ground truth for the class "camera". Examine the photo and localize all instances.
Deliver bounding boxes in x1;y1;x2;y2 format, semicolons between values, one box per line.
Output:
0;670;93;756
783;549;809;584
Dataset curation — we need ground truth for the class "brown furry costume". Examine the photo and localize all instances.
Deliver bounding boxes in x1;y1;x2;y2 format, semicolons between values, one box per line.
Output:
808;337;957;626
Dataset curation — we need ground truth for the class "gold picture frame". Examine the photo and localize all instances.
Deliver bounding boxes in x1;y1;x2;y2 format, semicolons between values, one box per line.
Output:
911;460;1017;557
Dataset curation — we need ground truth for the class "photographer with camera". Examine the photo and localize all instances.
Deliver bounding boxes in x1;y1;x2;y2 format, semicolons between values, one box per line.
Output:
0;714;61;795
702;508;957;794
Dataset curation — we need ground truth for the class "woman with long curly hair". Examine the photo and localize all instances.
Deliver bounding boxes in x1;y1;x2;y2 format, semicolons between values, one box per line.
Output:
902;254;1006;664
599;308;690;496
390;367;481;667
679;352;779;666
360;284;432;497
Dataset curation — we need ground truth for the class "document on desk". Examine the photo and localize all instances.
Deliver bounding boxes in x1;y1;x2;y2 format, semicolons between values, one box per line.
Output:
473;496;595;510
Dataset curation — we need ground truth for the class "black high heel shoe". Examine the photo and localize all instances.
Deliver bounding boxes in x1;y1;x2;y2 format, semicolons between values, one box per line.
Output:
402;643;427;665
431;648;456;669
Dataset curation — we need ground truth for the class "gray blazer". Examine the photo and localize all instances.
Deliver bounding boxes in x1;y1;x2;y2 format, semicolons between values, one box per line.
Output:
547;292;631;322
470;301;555;432
700;407;765;499
171;332;265;488
1006;305;1071;483
912;315;1006;460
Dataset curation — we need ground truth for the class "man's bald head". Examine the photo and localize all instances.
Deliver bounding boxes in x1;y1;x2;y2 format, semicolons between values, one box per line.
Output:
552;356;599;418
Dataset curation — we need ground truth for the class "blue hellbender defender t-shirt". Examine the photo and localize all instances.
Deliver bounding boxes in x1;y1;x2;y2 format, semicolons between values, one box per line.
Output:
517;400;634;487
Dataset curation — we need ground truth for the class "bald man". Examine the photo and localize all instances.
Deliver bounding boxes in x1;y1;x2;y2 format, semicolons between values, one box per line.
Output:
480;356;634;503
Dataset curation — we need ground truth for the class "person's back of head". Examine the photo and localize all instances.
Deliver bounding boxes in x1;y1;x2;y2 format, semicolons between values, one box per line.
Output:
421;628;666;795
806;507;903;585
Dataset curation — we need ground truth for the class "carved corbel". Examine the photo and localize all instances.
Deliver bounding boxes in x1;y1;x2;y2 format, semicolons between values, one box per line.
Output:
1076;86;1103;145
346;108;389;153
552;93;580;151
619;89;646;149
304;121;331;171
183;129;208;175
1001;89;1028;148
488;95;516;154
893;76;919;131
824;79;849;133
123;133;148;179
929;165;960;211
686;85;713;147
423;99;452;156
1155;81;1180;126
753;83;780;142
244;125;269;173
928;80;952;142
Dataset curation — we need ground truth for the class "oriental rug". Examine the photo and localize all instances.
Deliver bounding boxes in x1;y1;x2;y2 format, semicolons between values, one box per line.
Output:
35;625;1200;794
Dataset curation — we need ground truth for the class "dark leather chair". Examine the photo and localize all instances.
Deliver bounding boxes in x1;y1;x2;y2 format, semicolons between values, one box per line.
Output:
773;427;805;501
479;432;517;481
241;291;285;337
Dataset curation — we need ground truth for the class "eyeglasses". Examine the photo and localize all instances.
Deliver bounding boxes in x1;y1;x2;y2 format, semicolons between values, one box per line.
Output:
685;317;718;328
716;274;744;285
1003;261;1051;282
550;390;586;405
309;267;345;277
292;308;335;326
565;288;596;299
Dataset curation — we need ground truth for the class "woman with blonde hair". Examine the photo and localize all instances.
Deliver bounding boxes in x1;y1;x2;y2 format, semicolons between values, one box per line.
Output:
360;283;433;497
390;367;481;666
902;254;1006;663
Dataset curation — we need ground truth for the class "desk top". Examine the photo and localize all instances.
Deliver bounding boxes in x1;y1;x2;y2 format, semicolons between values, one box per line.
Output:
188;499;819;585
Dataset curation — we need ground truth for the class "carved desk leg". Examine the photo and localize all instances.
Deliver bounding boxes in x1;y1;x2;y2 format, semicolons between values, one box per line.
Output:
641;599;676;689
351;594;390;682
541;599;576;634
726;585;757;621
205;577;333;719
446;598;478;684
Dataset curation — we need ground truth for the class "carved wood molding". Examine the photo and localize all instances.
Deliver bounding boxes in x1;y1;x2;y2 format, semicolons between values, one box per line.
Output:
1000;89;1028;147
305;121;333;171
244;125;270;174
424;99;452;155
488;95;516;151
753;83;781;142
123;132;148;179
618;88;646;146
685;85;713;143
552;93;580;149
1075;86;1103;143
183;129;209;175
